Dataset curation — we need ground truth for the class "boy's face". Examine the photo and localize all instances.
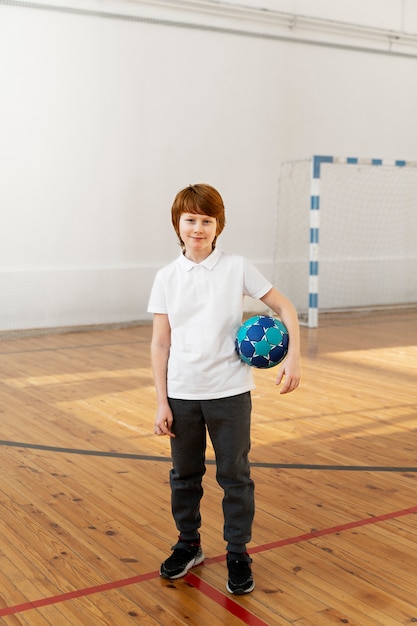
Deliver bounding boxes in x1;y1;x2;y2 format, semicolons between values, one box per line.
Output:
179;212;218;259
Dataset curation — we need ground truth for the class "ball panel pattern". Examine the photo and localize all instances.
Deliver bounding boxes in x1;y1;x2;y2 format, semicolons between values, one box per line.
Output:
235;315;289;369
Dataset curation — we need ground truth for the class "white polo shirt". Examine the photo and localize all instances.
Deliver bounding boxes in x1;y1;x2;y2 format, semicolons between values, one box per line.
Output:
147;248;272;400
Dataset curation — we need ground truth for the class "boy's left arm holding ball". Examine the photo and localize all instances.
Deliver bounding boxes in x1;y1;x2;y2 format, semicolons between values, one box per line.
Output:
260;287;301;394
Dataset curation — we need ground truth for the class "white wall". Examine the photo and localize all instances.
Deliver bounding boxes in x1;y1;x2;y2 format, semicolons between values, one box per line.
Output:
225;0;417;32
1;0;417;330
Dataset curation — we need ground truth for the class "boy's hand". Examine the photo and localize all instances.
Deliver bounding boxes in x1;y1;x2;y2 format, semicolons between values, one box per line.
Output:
275;355;300;394
154;405;175;437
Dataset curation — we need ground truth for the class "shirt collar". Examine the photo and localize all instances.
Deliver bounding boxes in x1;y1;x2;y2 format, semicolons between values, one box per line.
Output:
179;247;222;272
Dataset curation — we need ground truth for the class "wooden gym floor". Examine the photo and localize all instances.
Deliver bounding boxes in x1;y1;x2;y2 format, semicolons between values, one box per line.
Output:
0;309;416;625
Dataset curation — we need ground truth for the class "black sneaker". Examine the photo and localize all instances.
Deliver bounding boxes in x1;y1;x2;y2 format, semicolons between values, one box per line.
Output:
160;540;204;579
226;552;255;595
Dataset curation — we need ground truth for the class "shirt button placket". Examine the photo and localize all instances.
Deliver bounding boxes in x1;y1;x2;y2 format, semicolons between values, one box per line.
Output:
194;266;206;303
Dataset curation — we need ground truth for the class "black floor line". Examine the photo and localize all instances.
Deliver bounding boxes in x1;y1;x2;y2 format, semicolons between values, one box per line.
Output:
1;440;416;472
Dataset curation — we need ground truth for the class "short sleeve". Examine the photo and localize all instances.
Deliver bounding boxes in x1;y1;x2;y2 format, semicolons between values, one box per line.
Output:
147;272;167;314
242;258;272;299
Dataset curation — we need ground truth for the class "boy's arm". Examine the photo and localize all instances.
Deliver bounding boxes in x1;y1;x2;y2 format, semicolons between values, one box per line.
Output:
260;288;301;394
150;313;175;437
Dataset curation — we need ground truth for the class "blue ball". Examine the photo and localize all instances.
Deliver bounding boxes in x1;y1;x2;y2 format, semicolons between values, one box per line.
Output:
235;315;289;368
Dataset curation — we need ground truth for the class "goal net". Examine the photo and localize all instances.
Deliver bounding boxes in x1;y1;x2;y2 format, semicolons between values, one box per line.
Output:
273;156;417;327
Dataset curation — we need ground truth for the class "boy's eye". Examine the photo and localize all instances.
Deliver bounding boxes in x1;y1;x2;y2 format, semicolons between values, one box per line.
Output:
183;216;213;225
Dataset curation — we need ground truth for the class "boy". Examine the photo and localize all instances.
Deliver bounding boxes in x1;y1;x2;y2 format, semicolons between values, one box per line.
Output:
147;183;300;594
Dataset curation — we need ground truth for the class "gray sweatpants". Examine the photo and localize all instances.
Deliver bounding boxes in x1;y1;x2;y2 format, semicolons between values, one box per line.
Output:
168;391;254;553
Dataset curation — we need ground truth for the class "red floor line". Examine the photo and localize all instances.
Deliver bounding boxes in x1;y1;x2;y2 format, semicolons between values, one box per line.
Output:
247;504;417;555
0;504;416;618
185;572;269;626
0;571;159;617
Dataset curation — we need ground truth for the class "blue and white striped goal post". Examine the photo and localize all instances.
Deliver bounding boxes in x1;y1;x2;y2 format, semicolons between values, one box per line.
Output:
308;155;415;328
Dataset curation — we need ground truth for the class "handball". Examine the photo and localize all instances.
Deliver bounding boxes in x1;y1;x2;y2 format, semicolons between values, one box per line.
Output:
235;315;289;368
